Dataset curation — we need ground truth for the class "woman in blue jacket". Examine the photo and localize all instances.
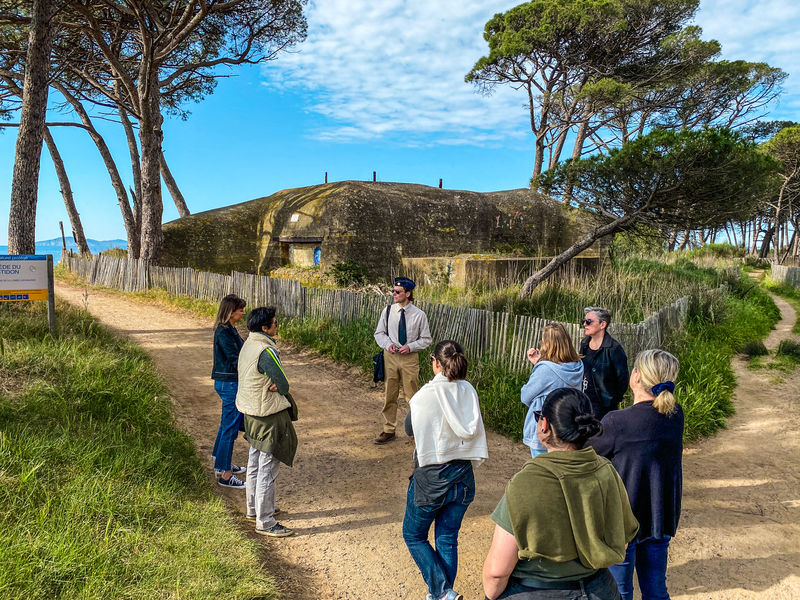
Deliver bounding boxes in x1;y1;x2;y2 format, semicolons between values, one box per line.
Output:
211;294;247;488
520;323;584;458
589;349;683;600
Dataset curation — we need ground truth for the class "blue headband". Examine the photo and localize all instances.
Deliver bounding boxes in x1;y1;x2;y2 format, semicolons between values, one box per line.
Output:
651;381;675;396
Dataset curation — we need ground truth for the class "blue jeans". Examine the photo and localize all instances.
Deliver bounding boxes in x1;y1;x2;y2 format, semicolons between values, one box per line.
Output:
402;478;474;599
609;537;671;600
212;380;242;472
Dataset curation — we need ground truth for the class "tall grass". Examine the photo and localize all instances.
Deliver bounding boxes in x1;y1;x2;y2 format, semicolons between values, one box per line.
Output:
666;280;779;441
415;257;733;322
0;301;277;599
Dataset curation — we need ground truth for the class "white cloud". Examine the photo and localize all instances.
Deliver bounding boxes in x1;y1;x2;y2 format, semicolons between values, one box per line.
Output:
264;0;800;146
263;0;530;145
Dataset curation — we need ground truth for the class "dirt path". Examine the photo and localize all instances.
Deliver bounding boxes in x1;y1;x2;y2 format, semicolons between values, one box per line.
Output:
666;293;800;599
55;282;800;599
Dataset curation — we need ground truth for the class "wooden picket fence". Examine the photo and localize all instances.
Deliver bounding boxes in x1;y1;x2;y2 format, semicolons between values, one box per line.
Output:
771;263;800;288
62;252;688;374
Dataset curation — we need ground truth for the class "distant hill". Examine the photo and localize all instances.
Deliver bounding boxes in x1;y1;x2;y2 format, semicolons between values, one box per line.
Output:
0;237;127;256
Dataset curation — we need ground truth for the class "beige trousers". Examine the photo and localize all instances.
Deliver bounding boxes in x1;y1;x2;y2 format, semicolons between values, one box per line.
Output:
381;350;420;433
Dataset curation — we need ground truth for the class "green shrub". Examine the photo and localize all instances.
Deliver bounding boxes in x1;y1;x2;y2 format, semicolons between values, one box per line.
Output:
328;260;369;286
665;277;779;441
776;339;800;359
686;243;745;260
739;340;768;356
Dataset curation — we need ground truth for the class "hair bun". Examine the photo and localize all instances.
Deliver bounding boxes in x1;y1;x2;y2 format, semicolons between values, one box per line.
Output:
574;413;602;438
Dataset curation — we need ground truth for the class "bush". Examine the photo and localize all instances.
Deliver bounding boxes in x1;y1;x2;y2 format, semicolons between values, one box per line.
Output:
686;243;745;260
776;339;800;359
739;340;768;356
328;260;369;286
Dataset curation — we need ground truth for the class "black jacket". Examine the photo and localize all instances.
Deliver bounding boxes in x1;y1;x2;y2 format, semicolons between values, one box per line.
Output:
589;401;684;540
579;332;629;410
212;323;244;381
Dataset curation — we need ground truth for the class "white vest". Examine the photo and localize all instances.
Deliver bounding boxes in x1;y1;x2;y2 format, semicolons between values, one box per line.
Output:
235;332;290;417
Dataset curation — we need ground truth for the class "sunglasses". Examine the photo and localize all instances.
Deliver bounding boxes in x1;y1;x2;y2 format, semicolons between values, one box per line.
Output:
582;319;595;326
392;289;406;295
533;410;542;422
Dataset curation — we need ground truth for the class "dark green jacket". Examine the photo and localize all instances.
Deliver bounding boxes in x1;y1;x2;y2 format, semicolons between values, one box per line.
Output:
244;402;298;467
506;447;639;569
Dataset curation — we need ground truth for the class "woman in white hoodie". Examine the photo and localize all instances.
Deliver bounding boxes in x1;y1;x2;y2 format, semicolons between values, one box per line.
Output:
402;340;489;600
521;323;584;458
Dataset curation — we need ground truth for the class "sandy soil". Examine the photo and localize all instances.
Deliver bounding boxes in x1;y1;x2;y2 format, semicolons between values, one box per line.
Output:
55;282;800;599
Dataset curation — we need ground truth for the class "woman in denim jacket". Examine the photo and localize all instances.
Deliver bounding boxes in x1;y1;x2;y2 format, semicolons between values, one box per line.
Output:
211;294;247;488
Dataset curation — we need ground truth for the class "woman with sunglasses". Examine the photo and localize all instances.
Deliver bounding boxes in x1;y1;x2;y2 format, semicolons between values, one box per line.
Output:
483;388;638;600
403;340;489;600
589;349;683;600
580;307;629;420
521;323;584;458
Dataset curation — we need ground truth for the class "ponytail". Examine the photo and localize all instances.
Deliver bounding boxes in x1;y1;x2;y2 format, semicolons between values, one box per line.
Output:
433;340;468;381
634;349;680;414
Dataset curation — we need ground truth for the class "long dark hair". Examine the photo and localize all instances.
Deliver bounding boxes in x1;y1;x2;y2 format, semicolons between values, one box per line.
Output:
214;294;246;329
432;340;468;381
541;388;602;448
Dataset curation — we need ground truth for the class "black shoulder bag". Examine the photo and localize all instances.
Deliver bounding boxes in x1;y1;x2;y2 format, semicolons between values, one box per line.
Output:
372;305;391;383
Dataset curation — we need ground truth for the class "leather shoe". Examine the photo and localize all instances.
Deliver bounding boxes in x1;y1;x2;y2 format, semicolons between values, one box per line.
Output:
374;432;396;444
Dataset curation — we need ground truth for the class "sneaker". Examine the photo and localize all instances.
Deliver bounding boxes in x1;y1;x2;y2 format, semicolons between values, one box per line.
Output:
218;474;246;489
440;592;463;600
214;464;246;477
246;508;281;520
374;431;396;444
255;522;293;537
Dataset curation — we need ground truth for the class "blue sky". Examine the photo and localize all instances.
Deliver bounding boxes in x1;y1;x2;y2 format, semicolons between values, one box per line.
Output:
1;0;799;245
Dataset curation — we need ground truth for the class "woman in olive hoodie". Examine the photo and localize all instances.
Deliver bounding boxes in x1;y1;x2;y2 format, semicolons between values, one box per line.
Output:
483;388;638;600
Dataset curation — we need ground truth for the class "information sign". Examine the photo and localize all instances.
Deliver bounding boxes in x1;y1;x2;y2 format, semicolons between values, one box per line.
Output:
0;255;49;301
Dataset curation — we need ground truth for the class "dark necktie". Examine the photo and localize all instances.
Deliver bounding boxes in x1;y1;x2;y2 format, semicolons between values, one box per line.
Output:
398;308;407;346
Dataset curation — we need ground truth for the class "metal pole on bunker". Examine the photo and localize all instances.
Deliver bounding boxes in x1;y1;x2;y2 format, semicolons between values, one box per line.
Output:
46;254;56;337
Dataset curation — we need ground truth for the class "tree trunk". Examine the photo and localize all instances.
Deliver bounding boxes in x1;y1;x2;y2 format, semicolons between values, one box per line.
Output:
519;215;634;297
137;67;164;261
43;128;91;256
678;230;690;251
118;97;143;207
160;151;190;217
667;229;678;252
8;0;55;254
780;229;796;265
52;83;140;258
759;226;774;259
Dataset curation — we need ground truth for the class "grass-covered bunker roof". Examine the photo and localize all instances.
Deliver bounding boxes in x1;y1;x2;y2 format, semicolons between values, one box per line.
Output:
161;181;593;276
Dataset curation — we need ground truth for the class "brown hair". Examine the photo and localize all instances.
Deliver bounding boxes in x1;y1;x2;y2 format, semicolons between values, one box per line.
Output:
214;294;246;329
540;323;581;364
432;340;468;381
635;349;679;414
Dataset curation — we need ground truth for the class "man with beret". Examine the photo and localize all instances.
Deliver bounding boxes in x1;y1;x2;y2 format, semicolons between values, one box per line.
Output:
373;277;432;444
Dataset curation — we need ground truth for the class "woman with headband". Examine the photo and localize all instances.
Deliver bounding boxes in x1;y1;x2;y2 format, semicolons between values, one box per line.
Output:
589;349;683;600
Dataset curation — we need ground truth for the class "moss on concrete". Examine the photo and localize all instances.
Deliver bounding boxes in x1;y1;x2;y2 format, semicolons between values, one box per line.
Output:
162;181;600;277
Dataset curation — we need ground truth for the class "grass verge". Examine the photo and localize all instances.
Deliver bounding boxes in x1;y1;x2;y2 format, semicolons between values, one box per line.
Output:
762;276;800;334
0;301;277;600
